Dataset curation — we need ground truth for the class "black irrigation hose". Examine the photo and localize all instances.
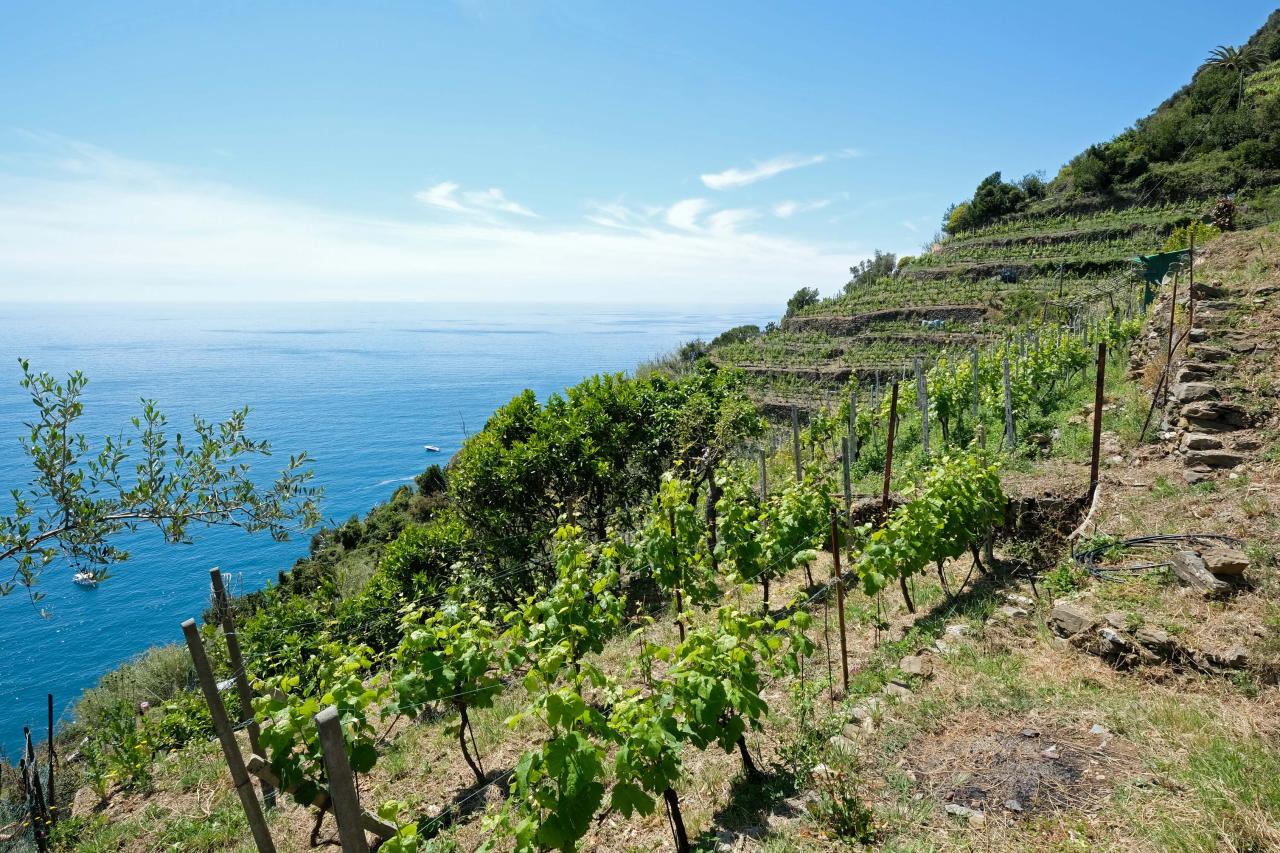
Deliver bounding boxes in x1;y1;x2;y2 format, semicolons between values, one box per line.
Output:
1072;533;1243;581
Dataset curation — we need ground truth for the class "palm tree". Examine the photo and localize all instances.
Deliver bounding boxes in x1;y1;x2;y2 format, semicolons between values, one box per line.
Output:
1202;45;1265;110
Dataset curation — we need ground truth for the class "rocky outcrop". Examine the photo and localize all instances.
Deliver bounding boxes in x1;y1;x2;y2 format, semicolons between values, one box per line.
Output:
1049;599;1248;674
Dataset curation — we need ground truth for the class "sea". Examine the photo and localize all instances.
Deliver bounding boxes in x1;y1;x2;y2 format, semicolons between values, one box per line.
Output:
0;300;775;759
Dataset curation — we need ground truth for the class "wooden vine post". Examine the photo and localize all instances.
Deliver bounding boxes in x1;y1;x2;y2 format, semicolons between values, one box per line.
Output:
790;405;802;482
314;706;370;853
970;348;983;449
1002;353;1015;451
757;449;767;499
841;437;852;519
848;389;858;462
668;506;685;643
915;356;930;458
829;509;850;695
181;619;276;853
210;568;276;808
881;381;913;614
1089;341;1107;500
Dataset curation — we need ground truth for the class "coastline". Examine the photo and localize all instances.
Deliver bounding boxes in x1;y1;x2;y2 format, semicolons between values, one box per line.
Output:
0;300;777;760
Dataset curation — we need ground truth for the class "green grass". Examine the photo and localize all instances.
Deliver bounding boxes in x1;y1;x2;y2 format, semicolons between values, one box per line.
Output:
1140;703;1280;853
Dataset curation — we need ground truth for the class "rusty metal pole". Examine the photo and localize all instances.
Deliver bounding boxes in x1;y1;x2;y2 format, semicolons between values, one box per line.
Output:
1187;231;1196;332
1164;271;1180;405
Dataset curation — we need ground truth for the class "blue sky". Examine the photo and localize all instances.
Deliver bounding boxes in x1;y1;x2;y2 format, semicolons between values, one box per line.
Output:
0;1;1273;303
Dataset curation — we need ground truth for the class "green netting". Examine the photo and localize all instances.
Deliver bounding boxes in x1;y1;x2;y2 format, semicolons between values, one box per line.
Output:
1135;249;1188;284
1134;249;1189;307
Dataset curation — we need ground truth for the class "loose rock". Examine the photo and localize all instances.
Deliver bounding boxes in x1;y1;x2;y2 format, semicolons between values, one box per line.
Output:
1182;433;1223;451
1050;602;1099;638
1169;551;1231;597
900;654;934;678
882;680;913;699
828;734;857;754
1183;449;1245;469
1200;545;1249;576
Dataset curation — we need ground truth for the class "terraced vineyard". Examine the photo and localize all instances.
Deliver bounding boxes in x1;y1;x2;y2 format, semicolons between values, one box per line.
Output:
711;201;1205;404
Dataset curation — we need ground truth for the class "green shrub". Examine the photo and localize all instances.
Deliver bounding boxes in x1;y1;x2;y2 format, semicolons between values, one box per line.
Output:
1043;560;1089;598
1163;220;1222;251
82;700;156;794
152;690;222;752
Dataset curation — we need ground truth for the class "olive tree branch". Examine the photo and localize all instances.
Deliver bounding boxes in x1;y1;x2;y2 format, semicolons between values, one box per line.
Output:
1;359;323;608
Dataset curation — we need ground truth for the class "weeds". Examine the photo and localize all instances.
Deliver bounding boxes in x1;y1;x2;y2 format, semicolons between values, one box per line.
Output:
1042;561;1089;598
809;764;877;844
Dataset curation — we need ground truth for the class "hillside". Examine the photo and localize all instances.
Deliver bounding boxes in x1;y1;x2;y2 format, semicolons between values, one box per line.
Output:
709;9;1280;416
5;11;1280;853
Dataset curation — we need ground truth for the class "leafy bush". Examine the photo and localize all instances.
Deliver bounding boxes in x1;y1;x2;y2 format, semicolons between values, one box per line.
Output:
1163;221;1222;251
947;172;1029;233
152;689;220;752
379;514;467;596
1042;560;1089;598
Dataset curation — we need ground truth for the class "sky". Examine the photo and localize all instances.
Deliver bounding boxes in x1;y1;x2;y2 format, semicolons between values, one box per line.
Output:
0;1;1274;304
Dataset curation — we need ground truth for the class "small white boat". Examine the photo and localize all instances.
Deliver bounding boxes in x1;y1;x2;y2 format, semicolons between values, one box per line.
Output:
73;571;99;587
423;444;441;452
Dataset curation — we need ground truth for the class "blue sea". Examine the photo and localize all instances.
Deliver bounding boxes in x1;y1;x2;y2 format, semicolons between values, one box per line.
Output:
0;301;774;759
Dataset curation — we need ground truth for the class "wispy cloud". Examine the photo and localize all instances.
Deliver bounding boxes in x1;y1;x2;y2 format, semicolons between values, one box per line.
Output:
700;153;826;190
701;148;860;191
773;198;832;219
665;198;712;232
0;137;855;303
900;214;934;232
414;181;538;218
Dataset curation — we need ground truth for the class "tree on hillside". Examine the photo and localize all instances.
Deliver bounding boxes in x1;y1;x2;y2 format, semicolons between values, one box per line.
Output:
0;360;321;609
943;172;1040;233
1203;44;1266;110
785;287;820;318
843;250;897;295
